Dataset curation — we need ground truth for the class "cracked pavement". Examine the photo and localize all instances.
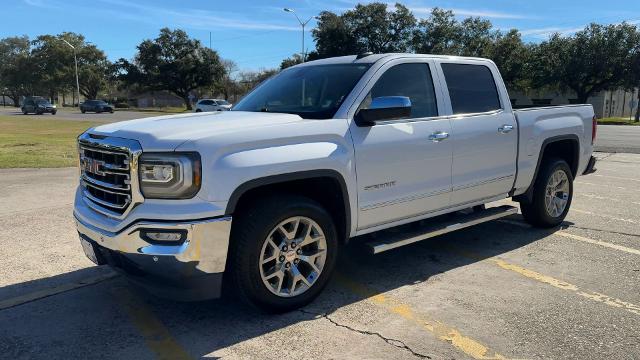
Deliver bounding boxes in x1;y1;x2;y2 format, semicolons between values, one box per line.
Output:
1;152;640;359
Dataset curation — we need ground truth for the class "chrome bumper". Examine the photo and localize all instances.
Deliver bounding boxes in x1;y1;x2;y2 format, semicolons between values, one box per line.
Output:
75;215;232;300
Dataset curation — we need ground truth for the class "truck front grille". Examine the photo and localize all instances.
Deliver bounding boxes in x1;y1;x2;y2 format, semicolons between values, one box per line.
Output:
78;133;143;218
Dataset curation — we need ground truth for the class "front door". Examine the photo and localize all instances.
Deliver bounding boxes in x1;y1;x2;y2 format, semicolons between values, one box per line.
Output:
350;60;453;231
436;61;517;206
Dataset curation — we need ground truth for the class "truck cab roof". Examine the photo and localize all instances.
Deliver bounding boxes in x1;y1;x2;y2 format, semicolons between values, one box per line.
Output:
296;53;494;67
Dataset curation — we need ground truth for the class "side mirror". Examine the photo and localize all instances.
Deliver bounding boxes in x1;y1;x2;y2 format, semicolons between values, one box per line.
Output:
355;96;411;126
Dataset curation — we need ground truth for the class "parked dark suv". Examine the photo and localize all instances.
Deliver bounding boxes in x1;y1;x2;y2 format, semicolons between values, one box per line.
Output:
80;100;114;114
22;97;57;115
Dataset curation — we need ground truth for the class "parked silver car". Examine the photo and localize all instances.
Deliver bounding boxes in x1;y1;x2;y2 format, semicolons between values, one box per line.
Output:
194;99;232;112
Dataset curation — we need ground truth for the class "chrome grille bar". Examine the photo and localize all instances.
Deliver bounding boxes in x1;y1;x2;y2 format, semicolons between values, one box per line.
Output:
78;133;143;219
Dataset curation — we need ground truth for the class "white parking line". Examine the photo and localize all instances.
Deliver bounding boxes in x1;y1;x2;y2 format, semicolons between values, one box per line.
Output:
579;193;640;206
0;271;118;311
592;174;640;183
498;219;640;256
574;181;629;191
571;209;639;225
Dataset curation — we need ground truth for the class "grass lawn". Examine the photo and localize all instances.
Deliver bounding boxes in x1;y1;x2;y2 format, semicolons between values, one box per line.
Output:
0;115;100;168
597;117;640;125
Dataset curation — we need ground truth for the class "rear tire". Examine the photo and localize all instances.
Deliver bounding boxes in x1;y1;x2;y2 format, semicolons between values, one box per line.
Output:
81;109;86;114
22;108;28;115
228;194;338;313
519;158;573;228
195;109;202;112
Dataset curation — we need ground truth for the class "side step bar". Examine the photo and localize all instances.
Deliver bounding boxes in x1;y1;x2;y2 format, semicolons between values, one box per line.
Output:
365;205;518;254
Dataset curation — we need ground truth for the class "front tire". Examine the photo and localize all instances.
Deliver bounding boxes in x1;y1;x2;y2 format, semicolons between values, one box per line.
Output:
519;158;573;228
228;194;338;313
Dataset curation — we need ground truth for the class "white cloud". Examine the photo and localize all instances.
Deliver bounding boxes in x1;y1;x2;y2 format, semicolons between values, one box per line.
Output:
409;6;531;20
96;0;299;32
521;19;640;39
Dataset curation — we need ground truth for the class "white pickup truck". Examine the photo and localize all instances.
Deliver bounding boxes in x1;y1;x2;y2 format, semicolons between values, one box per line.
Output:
74;53;597;312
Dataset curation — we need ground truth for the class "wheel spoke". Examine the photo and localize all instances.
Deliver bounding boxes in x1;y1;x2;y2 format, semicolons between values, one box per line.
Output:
259;216;328;298
279;218;301;241
300;234;324;248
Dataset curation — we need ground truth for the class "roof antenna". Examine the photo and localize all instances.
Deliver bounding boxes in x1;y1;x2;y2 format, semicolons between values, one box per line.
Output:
356;52;373;59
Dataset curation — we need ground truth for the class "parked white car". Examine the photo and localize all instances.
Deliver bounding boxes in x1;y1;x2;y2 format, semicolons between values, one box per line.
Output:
74;53;597;312
194;98;232;112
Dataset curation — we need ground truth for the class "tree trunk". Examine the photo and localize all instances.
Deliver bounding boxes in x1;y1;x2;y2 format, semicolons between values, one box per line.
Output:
9;94;20;107
576;92;589;104
182;95;192;110
635;88;640;122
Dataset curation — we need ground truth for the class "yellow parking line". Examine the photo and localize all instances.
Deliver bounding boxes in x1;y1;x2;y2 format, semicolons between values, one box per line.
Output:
451;249;640;317
0;271;118;311
112;287;192;360
335;273;507;360
571;208;639;224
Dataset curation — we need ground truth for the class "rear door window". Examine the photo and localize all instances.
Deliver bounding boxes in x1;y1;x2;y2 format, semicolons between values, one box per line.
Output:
441;63;501;115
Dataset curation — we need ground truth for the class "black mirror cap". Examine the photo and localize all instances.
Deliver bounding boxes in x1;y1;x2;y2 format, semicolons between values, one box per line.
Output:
355;106;412;126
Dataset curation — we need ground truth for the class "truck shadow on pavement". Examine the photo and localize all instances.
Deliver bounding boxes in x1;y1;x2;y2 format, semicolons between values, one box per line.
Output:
0;215;566;358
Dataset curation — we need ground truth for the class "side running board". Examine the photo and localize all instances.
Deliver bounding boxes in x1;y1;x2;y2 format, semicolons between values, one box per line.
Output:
365;205;518;254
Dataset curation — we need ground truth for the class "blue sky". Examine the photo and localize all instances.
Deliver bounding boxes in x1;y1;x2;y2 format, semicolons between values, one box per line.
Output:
2;0;639;71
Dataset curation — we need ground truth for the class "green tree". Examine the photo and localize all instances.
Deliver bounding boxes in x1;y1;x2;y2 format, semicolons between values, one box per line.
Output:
412;8;461;55
0;36;35;106
488;29;532;91
30;32;110;103
280;54;304;69
457;17;496;57
312;3;416;58
118;28;225;110
532;23;639;103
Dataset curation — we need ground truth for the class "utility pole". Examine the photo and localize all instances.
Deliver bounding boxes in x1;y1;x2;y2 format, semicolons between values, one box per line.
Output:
209;31;212;49
62;39;81;106
283;8;318;62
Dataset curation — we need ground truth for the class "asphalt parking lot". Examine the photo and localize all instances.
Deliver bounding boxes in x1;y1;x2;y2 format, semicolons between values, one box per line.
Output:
0;152;639;359
0;107;167;122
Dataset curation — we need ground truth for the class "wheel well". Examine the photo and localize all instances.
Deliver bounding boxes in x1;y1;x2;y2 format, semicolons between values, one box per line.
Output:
228;174;350;243
514;137;579;203
539;139;579;177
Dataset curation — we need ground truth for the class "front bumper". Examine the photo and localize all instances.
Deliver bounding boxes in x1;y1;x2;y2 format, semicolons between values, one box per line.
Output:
75;215;232;301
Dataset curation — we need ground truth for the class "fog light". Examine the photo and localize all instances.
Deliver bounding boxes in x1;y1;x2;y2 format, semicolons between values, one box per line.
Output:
141;229;187;243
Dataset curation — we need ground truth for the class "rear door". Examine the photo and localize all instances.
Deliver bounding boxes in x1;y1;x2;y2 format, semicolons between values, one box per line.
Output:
434;60;517;206
350;58;453;230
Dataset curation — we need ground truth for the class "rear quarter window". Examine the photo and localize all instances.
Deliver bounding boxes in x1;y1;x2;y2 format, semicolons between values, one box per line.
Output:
441;63;501;115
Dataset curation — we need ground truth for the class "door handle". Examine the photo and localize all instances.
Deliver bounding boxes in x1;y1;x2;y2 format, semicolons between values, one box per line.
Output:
498;124;514;134
428;131;449;142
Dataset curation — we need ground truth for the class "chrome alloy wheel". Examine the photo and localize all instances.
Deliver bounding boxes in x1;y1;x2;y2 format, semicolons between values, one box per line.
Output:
259;216;327;297
544;169;570;218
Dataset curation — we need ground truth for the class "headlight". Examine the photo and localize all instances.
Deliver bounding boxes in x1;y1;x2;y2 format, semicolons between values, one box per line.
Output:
138;152;201;199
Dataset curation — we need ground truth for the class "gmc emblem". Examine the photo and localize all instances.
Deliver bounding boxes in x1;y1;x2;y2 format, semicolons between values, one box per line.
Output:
81;156;106;176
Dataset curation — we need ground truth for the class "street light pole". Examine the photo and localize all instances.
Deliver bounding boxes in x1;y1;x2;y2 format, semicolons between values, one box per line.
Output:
62;39;80;107
283;8;316;62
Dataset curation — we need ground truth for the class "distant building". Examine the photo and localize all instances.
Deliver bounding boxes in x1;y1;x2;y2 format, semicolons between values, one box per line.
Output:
510;88;639;118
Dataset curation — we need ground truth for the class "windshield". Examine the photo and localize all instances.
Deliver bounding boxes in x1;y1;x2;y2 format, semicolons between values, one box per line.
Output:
36;100;52;105
233;64;371;119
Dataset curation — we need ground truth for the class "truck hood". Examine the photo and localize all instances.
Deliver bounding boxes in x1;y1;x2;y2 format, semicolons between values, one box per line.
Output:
89;111;304;151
